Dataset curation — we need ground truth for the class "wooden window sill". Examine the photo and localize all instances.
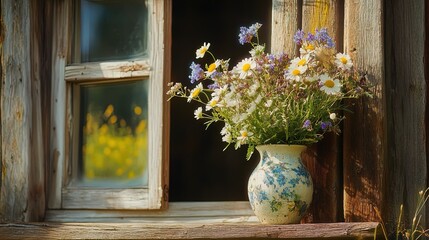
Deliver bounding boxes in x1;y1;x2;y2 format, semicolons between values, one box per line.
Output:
0;222;379;239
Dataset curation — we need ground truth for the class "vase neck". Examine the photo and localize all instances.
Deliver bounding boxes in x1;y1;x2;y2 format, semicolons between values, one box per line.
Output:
256;144;306;165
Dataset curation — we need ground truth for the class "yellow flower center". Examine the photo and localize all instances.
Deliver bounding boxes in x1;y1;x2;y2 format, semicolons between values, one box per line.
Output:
242;63;251;72
199;47;208;55
340;57;348;64
241;131;248;138
305;44;315;51
298;58;307;66
191;88;201;98
209;99;218;107
292;69;301;76
324;79;335;88
207;63;217;72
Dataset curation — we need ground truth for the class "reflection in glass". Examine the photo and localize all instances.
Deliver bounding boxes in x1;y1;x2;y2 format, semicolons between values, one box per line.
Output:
78;80;148;187
80;0;148;62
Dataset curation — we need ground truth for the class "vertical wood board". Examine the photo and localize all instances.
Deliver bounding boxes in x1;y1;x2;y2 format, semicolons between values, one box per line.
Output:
0;0;31;222
300;0;343;223
343;0;386;222
385;0;427;227
271;0;300;54
48;0;72;209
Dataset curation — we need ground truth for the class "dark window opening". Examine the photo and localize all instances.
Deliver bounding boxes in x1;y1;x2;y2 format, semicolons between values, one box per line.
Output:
170;0;272;201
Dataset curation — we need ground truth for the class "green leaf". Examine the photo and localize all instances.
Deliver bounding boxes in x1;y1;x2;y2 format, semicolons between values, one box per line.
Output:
246;145;255;160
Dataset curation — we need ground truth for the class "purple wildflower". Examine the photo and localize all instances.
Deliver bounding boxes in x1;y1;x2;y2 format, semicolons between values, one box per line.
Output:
208;82;219;90
293;29;305;44
315;28;335;48
238;23;262;45
320;121;332;131
189;62;204;84
306;32;316;42
302;120;312;130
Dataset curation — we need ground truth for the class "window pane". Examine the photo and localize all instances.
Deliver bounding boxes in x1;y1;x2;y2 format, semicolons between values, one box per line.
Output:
78;80;148;188
80;0;148;62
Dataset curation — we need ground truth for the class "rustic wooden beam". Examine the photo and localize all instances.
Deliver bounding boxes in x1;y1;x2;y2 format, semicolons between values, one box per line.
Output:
343;0;386;222
0;222;380;240
0;0;45;222
384;0;427;227
271;0;300;54
300;0;344;223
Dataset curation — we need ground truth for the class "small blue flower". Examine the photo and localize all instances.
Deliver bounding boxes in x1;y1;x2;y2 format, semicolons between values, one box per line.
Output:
264;172;275;186
188;62;204;84
293;29;305;44
207;82;219;90
315;28;335;48
288;178;300;187
302;119;312;130
320;121;332;131
280;188;292;200
257;191;269;202
306;32;316;42
276;174;286;186
238;23;262;45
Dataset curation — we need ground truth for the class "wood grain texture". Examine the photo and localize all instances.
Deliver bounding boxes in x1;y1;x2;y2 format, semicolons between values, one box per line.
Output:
0;0;30;222
271;0;300;54
300;0;343;223
385;0;426;227
28;0;46;222
62;188;150;209
48;0;72;209
45;202;255;222
0;222;379;240
343;0;386;222
65;60;151;82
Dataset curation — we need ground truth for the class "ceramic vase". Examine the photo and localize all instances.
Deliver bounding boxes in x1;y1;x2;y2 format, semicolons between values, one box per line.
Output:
247;144;313;224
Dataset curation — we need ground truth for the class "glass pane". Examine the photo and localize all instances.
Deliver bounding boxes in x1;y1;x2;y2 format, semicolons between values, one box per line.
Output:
78;80;149;187
80;0;148;62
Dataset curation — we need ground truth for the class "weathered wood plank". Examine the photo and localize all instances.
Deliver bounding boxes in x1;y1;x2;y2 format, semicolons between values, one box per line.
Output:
65;60;151;82
0;222;380;240
46;202;255;222
271;0;300;54
343;0;386;222
384;0;427;227
48;0;72;209
62;188;149;209
0;0;45;222
161;0;172;207
28;0;46;222
300;0;343;223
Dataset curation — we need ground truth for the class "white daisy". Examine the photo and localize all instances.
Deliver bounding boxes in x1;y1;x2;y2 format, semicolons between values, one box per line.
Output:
291;55;310;67
319;74;342;95
196;42;210;59
299;42;316;55
237;129;253;144
205;60;221;77
286;65;308;81
236;58;256;79
187;83;204;102
194;107;203;120
329;113;337;120
335;53;353;70
206;97;219;111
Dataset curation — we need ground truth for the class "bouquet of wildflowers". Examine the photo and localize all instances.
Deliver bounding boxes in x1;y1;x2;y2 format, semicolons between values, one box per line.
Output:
167;23;371;159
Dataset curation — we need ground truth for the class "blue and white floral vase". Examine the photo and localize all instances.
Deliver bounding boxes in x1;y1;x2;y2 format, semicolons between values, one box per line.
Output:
248;144;313;224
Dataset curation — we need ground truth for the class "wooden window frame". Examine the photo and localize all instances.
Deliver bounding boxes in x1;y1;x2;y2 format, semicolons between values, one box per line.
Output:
48;0;170;210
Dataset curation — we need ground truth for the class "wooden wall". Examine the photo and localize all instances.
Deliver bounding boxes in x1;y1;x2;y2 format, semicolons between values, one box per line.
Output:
272;0;386;223
0;0;45;222
0;0;427;227
272;0;427;227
